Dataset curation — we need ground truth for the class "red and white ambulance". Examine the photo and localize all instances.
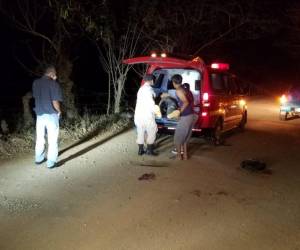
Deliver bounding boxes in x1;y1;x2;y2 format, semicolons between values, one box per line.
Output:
124;53;247;144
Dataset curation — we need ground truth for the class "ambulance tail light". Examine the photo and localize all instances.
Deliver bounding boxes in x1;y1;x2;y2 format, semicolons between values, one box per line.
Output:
203;92;209;101
202;92;210;107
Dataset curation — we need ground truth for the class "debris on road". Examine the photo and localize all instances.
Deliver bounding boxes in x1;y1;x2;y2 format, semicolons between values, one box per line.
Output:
216;190;229;196
191;190;202;197
138;172;156;181
240;159;267;172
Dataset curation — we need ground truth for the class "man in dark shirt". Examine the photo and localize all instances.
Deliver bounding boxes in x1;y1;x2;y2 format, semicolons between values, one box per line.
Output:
32;65;63;168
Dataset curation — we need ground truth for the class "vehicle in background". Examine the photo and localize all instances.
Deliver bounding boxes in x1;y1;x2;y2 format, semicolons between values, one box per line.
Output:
123;53;248;144
279;85;300;120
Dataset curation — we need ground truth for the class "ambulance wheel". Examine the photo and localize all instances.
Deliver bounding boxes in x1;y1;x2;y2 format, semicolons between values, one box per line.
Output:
239;111;247;131
212;119;224;146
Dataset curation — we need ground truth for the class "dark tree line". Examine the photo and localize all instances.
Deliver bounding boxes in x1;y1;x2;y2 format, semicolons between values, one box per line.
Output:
1;0;297;126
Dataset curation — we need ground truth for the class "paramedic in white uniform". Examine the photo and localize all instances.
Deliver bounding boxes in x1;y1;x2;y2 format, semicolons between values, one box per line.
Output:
134;74;158;156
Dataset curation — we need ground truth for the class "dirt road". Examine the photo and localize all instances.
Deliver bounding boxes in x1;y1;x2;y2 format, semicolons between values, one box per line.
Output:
0;96;300;250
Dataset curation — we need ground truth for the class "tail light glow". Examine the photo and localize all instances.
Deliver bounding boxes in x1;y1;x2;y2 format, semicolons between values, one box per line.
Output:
203;92;209;101
202;92;210;107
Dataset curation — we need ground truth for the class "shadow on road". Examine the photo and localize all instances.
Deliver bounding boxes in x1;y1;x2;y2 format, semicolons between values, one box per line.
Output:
56;126;133;167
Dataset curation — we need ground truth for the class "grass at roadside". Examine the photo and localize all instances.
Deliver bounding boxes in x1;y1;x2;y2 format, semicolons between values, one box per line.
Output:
0;114;133;160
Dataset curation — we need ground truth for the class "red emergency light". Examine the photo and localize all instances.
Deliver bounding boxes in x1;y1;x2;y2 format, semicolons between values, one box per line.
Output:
210;63;230;70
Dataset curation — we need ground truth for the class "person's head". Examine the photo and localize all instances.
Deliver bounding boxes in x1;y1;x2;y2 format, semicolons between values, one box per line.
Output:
171;74;182;89
44;65;57;80
182;83;190;90
143;74;154;85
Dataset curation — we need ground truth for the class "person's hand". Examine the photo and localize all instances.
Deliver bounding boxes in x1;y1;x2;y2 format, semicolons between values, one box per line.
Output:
167;110;180;119
154;105;162;118
161;92;169;98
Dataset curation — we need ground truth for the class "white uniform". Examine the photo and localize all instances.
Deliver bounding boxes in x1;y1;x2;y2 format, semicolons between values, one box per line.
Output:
134;82;158;145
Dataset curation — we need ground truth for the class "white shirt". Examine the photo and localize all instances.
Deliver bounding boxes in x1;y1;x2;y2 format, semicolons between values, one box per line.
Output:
134;82;156;125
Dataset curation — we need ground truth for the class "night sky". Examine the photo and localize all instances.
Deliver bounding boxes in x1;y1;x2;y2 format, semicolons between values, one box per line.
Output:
1;0;299;122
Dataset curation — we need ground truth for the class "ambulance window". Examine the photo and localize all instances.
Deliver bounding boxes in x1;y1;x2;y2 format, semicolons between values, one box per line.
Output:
223;75;229;91
210;73;227;93
229;77;238;94
181;70;201;92
236;78;246;95
195;80;201;90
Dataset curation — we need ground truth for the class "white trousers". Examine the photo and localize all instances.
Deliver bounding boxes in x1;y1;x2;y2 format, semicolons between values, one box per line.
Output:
135;121;157;145
35;114;59;167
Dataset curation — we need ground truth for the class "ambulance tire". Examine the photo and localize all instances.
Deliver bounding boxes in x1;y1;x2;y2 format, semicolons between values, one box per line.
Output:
238;111;247;131
212;119;224;146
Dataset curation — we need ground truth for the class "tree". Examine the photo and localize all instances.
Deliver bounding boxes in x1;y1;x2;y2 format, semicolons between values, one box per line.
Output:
78;1;146;114
127;0;283;56
96;25;142;114
279;1;300;59
2;0;80;120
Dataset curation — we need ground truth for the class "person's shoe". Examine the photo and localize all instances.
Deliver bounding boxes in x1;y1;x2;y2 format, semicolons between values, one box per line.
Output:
35;159;46;165
47;161;57;169
171;148;183;154
146;144;158;156
138;144;145;156
171;148;177;154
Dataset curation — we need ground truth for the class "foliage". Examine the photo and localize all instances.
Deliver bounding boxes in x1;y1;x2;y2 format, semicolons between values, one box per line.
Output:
127;0;284;55
0;113;132;160
2;0;81;118
60;113;132;141
275;1;300;60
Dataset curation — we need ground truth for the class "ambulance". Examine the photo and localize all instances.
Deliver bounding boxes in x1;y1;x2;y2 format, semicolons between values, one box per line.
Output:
124;53;248;144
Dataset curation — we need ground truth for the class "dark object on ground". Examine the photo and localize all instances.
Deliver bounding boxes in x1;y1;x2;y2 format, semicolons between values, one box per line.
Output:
138;172;156;181
146;144;158;156
240;159;266;172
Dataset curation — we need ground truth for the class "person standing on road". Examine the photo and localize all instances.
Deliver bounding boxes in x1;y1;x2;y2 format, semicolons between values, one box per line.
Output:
170;75;196;160
32;65;63;168
134;74;159;156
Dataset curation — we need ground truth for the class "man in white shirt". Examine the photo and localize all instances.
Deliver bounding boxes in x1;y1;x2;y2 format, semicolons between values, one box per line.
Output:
134;74;158;156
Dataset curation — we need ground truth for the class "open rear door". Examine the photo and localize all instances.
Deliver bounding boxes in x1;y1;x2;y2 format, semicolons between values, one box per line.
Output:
123;56;197;69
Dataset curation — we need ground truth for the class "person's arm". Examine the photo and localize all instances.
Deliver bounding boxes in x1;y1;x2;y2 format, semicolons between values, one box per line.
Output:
52;100;62;115
51;81;63;116
177;89;189;114
160;92;170;98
